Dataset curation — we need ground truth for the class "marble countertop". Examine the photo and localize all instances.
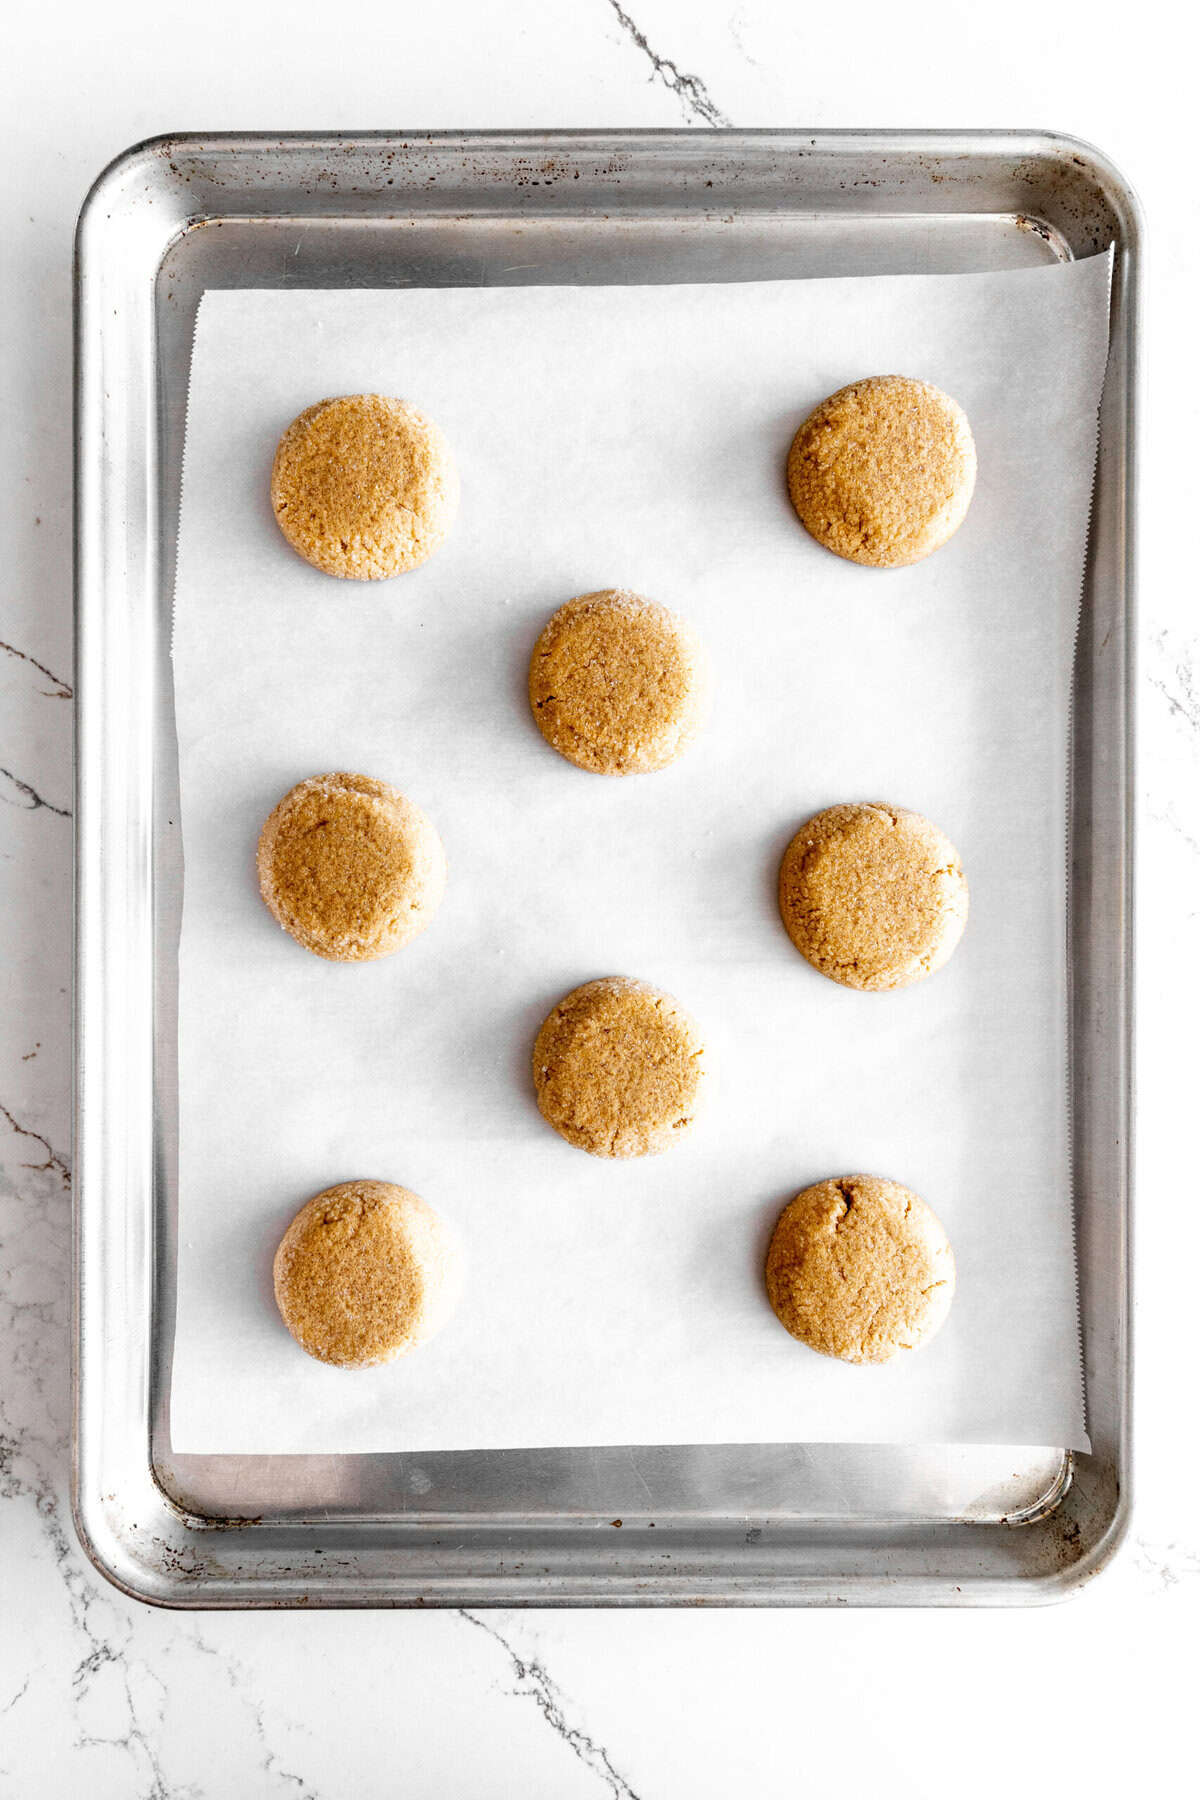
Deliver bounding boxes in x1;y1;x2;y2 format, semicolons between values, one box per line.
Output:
2;2;1193;1793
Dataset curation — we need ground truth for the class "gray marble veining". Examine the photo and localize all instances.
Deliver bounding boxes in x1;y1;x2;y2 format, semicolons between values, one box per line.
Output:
2;1;1199;1792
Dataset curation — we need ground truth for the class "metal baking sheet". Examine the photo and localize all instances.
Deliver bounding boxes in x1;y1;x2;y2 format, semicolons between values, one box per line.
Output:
74;130;1138;1607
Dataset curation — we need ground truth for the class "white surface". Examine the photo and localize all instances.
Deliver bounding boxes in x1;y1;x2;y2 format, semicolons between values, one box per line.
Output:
1;1;1195;1796
173;266;1107;1456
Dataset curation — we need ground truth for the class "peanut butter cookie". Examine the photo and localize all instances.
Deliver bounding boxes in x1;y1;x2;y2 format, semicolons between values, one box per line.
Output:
528;589;711;775
778;802;967;990
532;976;709;1157
765;1175;955;1364
786;375;976;567
271;394;458;579
257;772;446;962
273;1179;461;1368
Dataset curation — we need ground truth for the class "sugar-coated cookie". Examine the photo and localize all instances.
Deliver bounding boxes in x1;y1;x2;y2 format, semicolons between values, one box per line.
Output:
778;802;967;990
533;976;709;1157
257;772;446;962
765;1175;955;1364
273;1179;461;1368
271;394;458;579
786;376;976;567
529;589;711;775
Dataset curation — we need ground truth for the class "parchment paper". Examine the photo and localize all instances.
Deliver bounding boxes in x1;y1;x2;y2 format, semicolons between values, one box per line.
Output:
170;256;1110;1454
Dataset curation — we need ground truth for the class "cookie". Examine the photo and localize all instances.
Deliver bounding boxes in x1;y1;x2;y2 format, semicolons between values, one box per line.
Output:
270;394;458;579
273;1179;461;1368
778;802;967;990
528;589;711;775
532;976;709;1157
765;1175;955;1364
786;376;976;568
257;772;446;962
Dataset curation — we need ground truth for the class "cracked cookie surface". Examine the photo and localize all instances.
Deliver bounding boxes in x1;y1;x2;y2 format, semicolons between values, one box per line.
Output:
778;801;967;990
765;1175;955;1364
271;393;458;579
257;771;446;962
532;976;709;1157
786;375;976;568
528;589;711;775
273;1179;461;1368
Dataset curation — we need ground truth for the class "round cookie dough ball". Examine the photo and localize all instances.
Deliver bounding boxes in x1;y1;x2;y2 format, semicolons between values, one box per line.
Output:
273;1179;461;1368
786;375;976;568
765;1175;955;1364
528;589;712;775
778;802;967;991
257;772;446;962
533;976;709;1157
271;394;459;579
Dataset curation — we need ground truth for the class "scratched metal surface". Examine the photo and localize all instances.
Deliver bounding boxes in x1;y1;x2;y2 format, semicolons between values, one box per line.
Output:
73;131;1137;1605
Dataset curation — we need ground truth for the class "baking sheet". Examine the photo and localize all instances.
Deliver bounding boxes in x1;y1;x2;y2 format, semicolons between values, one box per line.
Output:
170;257;1110;1455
